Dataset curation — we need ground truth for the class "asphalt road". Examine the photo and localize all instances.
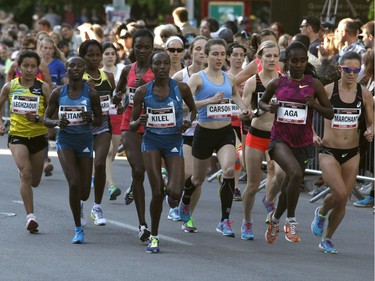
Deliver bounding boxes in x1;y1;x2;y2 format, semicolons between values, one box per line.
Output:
0;137;373;281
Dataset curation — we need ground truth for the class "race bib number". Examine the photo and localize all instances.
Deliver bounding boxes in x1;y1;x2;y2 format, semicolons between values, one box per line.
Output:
331;108;361;129
147;107;176;128
276;101;307;124
230;99;240;117
11;95;39;114
207;98;232;118
127;87;136;106
100;95;110;115
59;105;87;126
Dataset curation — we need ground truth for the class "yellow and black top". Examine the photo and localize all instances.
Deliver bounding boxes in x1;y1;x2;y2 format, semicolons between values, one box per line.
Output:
9;77;47;137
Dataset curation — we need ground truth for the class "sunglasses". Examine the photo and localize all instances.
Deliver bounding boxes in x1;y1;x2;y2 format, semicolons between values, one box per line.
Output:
167;48;184;53
299;25;308;28
339;65;361;74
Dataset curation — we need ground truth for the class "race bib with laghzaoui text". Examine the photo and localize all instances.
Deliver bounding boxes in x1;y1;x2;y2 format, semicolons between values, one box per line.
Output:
276;101;307;124
59;105;87;126
100;95;110;115
11;95;39;114
331;108;361;129
147;107;176;128
127;87;136;106
207;98;232;118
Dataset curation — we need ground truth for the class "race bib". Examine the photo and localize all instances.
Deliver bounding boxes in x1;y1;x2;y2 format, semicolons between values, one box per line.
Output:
100;95;110;115
276;101;307;124
11;95;39;114
147;107;176;128
331;108;361;129
207;98;232;118
59;105;87;126
127;87;136;106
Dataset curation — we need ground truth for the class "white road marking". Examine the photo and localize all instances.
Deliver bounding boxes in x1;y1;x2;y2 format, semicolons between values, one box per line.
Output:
106;219;192;246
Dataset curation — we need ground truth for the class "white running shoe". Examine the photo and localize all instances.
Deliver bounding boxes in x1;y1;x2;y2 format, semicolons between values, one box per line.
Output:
91;205;106;226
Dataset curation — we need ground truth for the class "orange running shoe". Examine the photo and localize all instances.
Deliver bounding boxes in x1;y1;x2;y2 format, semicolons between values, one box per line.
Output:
265;212;279;244
284;220;301;243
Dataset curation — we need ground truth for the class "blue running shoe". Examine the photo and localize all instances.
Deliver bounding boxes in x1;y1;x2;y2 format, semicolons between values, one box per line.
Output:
71;226;84;244
216;219;235;237
179;202;191;223
167;207;181;221
319;238;337;254
241;222;254;240
146;237;160;253
311;207;326;237
353;196;374;207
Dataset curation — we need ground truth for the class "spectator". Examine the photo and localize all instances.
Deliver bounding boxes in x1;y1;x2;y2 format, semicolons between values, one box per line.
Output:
336;18;366;62
270;21;285;41
199;17;219;39
292;33;321;69
359;21;374;50
299;16;321;58
60;23;82;59
38;19;52;35
172;7;199;37
210;26;234;44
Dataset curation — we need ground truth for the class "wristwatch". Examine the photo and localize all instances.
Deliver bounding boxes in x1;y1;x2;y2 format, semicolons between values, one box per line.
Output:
35;115;40;123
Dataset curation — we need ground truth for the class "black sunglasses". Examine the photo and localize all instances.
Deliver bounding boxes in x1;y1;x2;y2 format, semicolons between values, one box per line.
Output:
167;48;184;53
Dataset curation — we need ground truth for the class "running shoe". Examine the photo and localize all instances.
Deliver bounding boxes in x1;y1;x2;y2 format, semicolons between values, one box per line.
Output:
179;202;191;223
80;201;87;227
182;217;197;233
319;238;338;254
262;195;275;214
353;196;374;207
43;160;54;177
165;195;179;209
161;167;168;187
311;207;326;237
26;214;39;233
216;219;235;237
146;237;160;253
167;207;181;221
108;184;121;201
284;220;300;243
91;206;106;226
265;212;279;244
71;226;84;244
124;186;134;205
233;188;242;201
138;225;151;242
241;222;254;240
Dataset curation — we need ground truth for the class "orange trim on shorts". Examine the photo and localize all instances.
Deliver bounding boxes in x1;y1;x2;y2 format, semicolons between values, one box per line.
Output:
245;131;271;152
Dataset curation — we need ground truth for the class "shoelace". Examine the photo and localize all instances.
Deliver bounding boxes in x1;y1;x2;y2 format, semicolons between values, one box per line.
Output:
150;237;158;247
94;208;104;219
288;222;298;235
316;213;325;228
223;220;232;231
324;239;334;249
243;223;251;234
270;224;278;236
